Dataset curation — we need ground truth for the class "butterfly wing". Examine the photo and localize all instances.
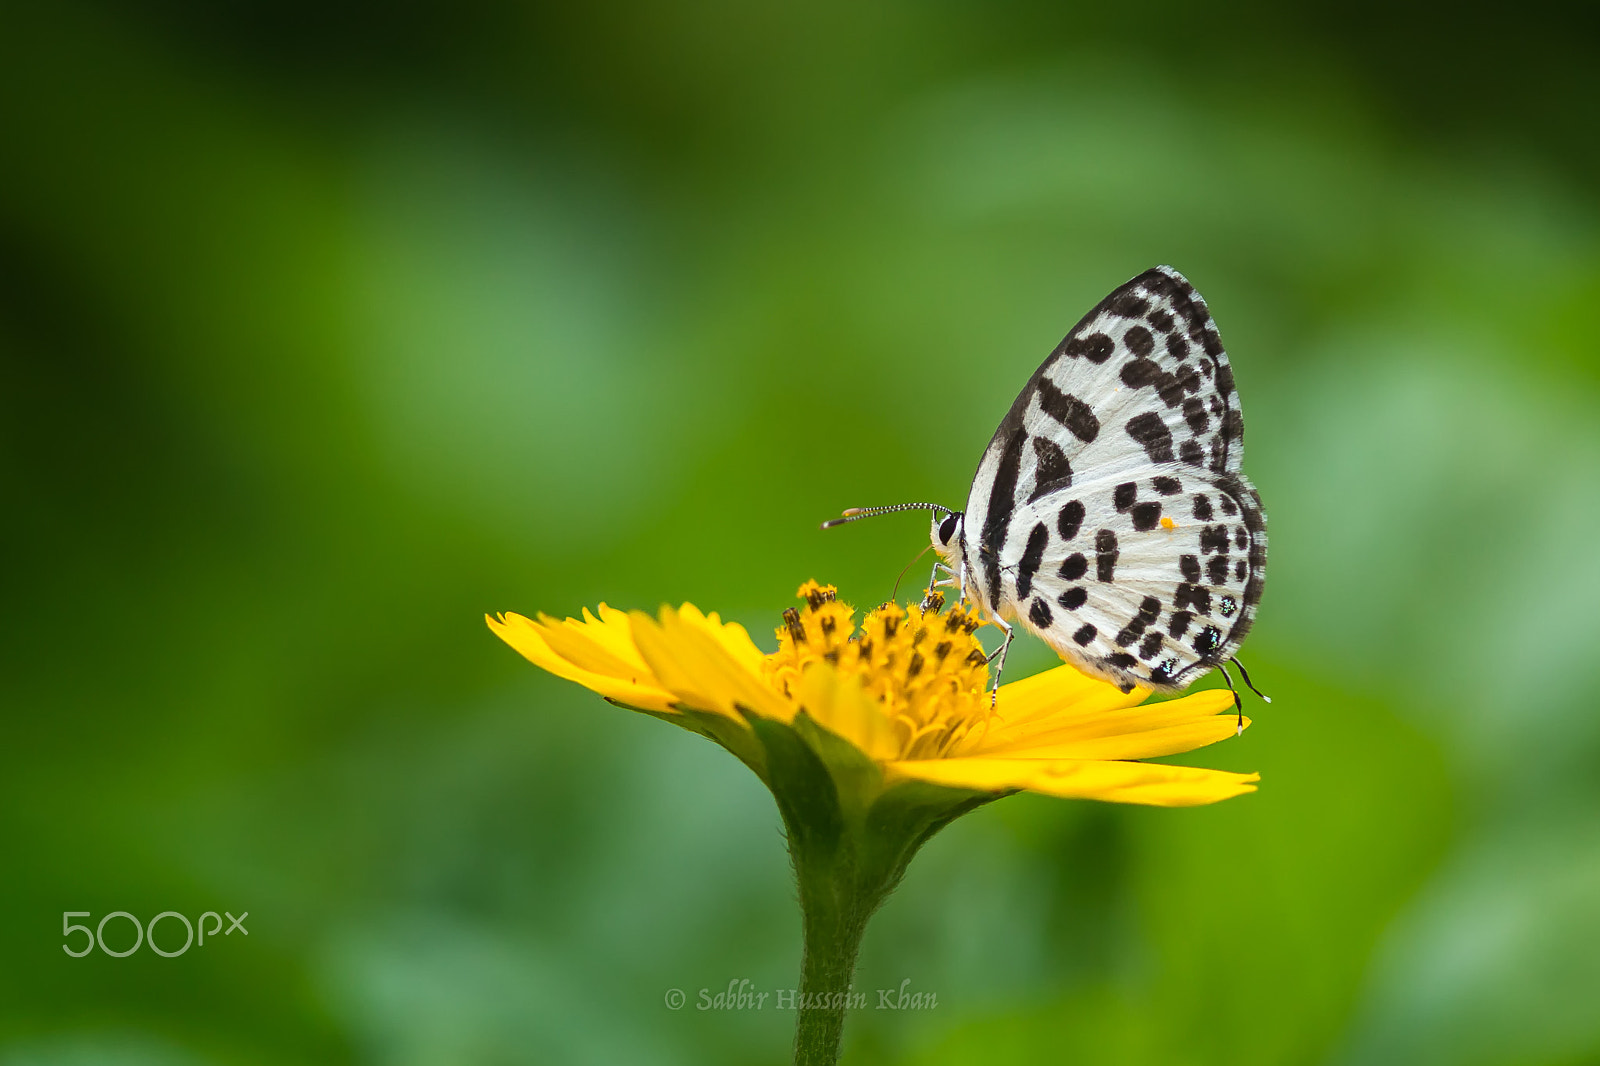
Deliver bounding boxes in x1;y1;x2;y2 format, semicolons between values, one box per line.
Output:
996;470;1265;691
958;266;1265;689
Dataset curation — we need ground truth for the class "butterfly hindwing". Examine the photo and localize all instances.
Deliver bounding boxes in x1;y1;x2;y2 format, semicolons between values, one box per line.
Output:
963;267;1247;615
995;470;1266;691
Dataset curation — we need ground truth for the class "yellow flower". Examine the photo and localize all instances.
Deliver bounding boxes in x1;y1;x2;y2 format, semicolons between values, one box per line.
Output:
487;580;1256;807
491;579;1261;1066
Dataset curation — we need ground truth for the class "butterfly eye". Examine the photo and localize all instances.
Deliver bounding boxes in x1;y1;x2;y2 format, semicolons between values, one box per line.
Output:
938;512;961;545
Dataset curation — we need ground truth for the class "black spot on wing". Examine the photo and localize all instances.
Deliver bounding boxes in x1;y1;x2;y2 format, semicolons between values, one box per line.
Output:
1115;619;1145;647
1130;501;1162;531
1125;412;1174;463
1029;598;1053;628
1176;363;1202;396
1057;500;1085;541
1106;292;1149;318
1120;359;1187;407
1058;553;1087;580
1037;378;1100;442
1180;555;1201;583
1215;364;1235;396
1193;625;1223;658
1175;583;1211;614
1137;596;1160;624
1153;476;1181;495
1124;325;1154;356
1059;586;1087;610
1095;529;1118;582
1115;597;1158;648
1207;555;1231;585
1028;436;1073;502
1062;331;1115;364
1113;482;1137;511
1121;358;1157;388
1072;623;1097;646
1015;522;1049;599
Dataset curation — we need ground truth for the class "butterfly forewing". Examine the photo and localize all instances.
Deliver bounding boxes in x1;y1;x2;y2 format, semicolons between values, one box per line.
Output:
958;266;1266;691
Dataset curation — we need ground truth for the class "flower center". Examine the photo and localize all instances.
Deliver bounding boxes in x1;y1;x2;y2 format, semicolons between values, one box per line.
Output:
761;581;995;759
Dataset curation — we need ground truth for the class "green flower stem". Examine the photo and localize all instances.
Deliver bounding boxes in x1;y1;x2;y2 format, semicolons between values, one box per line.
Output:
742;710;995;1065
791;850;882;1066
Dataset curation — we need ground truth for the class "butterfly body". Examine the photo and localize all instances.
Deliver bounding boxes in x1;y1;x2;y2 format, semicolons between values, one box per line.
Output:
929;266;1266;694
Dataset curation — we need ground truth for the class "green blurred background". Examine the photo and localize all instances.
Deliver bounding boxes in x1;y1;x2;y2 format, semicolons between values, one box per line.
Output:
4;2;1600;1063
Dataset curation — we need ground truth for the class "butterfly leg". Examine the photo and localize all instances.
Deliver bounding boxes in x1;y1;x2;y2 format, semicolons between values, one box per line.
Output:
986;617;1014;708
1217;661;1245;735
1228;657;1271;703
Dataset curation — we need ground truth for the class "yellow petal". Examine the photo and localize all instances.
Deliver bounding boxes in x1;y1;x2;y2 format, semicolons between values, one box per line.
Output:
629;607;794;721
986;713;1247;761
575;604;654;668
794;663;899;761
486;613;678;713
973;689;1242;759
887;756;1259;807
993;662;1150;730
676;603;768;676
537;612;645;678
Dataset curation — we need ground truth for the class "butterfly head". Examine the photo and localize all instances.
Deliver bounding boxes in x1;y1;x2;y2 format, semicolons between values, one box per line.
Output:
931;509;964;555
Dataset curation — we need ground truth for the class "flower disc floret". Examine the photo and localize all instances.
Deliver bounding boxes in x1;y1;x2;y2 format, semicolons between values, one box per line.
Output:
763;581;996;760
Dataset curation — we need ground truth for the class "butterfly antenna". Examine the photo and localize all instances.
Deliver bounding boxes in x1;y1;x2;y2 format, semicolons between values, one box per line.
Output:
1229;656;1271;703
1217;661;1245;735
890;542;935;602
820;502;950;530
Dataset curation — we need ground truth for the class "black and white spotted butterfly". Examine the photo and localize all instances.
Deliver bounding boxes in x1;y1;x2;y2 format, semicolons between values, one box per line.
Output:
827;266;1268;714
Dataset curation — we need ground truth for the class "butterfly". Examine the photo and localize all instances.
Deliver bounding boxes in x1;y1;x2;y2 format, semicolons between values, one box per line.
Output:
826;266;1267;713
